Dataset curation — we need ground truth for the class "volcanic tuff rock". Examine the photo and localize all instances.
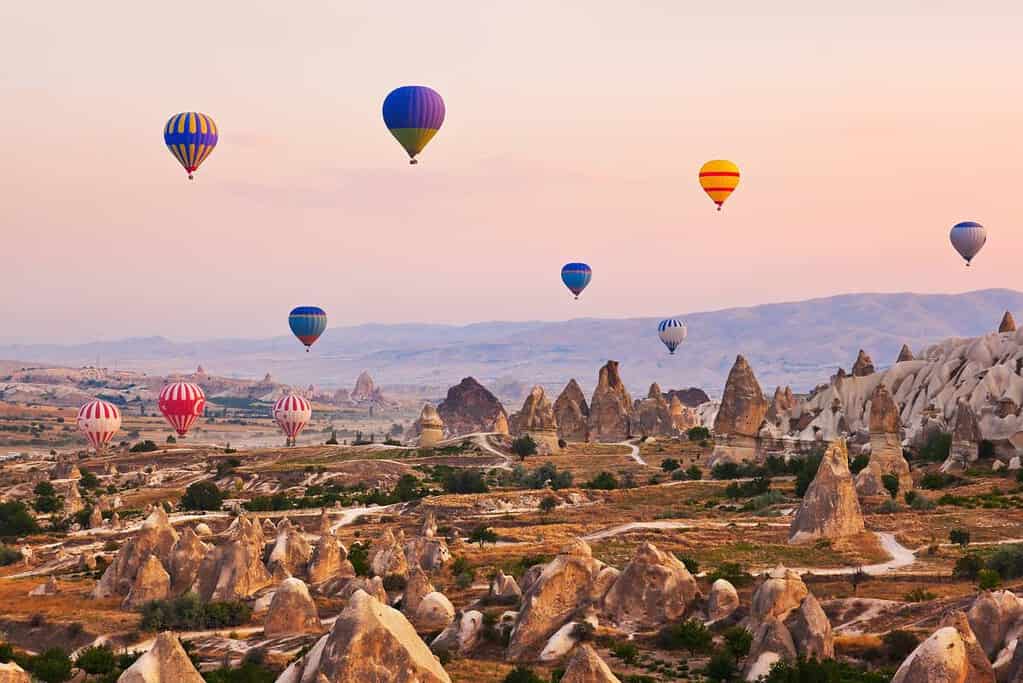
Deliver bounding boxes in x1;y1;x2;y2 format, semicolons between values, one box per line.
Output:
750;565;809;627
669;395;700;432
1001;311;1018;333
350;370;379;402
507;538;613;660
0;661;30;683
560;644;621;683
783;593;833;659
553;379;589;442
489;570;522;602
634;383;676;437
851;349;875;377
603;542;700;629
404;529;451;572
88;506;103;529
371;528;409;578
707;579;740;622
437;377;508;436
308;527;351;584
414;591;456;632
265;578;322;637
789;439;865;544
765;386;797;427
856;383;913;497
64;481;84;515
892;610;995;683
168;526;209;595
117;632;204;683
743;617;797;681
713;355;768;438
431;610;484;657
336;576;388;604
94;507;179;598
402;566;435;617
277;590;452;683
268;518;312;578
587;361;634;442
966;590;1023;659
416;403;445;448
509;385;561;452
123;554;171;608
896;343;915;362
944;399;982;472
194;514;272;601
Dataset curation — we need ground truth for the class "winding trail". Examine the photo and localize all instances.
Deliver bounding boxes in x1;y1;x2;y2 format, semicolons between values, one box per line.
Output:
615;440;646;466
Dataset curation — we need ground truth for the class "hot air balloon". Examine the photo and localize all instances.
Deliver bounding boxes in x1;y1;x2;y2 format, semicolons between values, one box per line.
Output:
273;393;312;446
382;86;445;164
158;382;206;437
658;318;688;355
164;112;218;180
77;399;122;452
950;221;986;266
288;307;327;351
561;263;592;299
699;160;740;211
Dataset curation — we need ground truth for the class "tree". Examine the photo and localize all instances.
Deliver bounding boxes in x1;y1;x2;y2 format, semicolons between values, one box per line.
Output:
704;651;738;682
687;426;711;441
584;471;619;490
28;648;73;683
510;435;538;461
881;473;900;499
348;542;370;576
180;481;224;511
949;528;971;548
79;469;100;490
685;465;702;480
33;482;56;497
75;645;116;675
657;618;713;653
468;526;498;549
539;496;557;516
0;501;40;537
661;458;680;472
979;568;1002;590
166;435;177;444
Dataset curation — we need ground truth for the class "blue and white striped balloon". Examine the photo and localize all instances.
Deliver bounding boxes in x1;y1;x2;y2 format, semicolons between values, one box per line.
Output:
658;318;687;354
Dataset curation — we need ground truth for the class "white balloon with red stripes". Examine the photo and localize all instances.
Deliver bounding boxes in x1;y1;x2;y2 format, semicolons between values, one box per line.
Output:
77;399;122;452
273;393;312;441
158;381;206;437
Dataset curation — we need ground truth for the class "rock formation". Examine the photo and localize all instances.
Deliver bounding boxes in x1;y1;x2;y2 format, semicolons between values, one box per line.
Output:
168;526;209;595
784;593;833;659
489;570;522;602
277;590;452;683
265;577;322;636
268;518;312;578
336;576;388;604
850;349;875;377
194;513;272;601
587;361;634;442
707;578;740;623
88;506;103;529
789;439;865;543
750;566;809;626
404;526;451;572
856;383;913;497
669;395;699;432
743;617;797;681
123;554;171;608
896;344;915;362
29;576;59;596
308;526;351;584
117;632;204;683
402;566;435;617
1001;311;1018;333
431;610;484;657
892;610;995;683
416;404;445;448
507;539;615;660
945;399;982;471
371;528;409;578
966;590;1023;659
603;542;700;629
509;385;561;452
437;377;508;436
414;591;456;632
560;644;621;683
714;355;768;438
553;379;589;442
0;661;30;683
94;507;178;599
634;383;676;437
351;371;380;402
64;482;84;515
765;386;797;428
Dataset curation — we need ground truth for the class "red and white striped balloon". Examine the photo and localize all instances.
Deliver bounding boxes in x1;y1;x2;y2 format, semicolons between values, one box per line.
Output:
77;399;122;452
273;393;312;440
158;381;206;437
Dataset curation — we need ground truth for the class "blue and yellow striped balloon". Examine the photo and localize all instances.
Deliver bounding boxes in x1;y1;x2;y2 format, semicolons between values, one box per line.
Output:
382;86;445;164
164;112;218;180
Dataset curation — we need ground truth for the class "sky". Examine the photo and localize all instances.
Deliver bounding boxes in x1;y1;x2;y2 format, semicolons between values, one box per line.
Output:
2;1;1022;344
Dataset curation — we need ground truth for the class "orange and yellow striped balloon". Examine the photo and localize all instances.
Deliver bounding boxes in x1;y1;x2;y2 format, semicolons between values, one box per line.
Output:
699;160;740;211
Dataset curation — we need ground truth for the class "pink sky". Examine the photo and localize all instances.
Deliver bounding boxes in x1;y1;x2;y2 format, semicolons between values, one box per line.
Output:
2;2;1022;343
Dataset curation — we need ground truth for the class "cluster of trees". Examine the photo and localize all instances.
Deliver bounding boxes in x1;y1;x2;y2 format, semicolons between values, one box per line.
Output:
139;592;252;630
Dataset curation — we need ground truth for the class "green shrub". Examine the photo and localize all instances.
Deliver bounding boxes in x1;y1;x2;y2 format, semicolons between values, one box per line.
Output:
883;630;920;662
979;568;1001;589
0;545;23;566
204;662;277;683
986;545;1023;580
610;641;639;665
687;426;711;441
794;452;825;497
657;618;713;653
920;472;960;490
442;470;489;494
724;626;753;657
903;587;936;602
0;501;40;537
708;562;752;587
850;453;870;474
674;553;699;574
725;476;771;499
704;651;738;682
79;469;100;490
918;432;952;463
348;542;371;576
511;435;538;461
882;473;900;499
584;471;619;490
180;481;224;511
954;554;984;580
139;593;251;630
75;645;116;675
761;657;890;682
26;648;73;683
129;440;159;453
685;465;702;480
468;526;498;549
661;458;680;472
949;529;971;547
502;667;546;683
520;463;572;490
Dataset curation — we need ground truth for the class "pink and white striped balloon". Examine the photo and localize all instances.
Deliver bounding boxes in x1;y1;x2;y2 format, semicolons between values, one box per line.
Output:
77;399;122;452
273;393;312;440
158;381;206;437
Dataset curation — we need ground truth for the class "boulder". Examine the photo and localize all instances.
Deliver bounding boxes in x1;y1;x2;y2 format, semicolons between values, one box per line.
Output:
892;610;995;683
967;590;1023;659
742;617;798;681
431;610;484;656
414;592;456;633
29;576;59;596
276;590;452;683
437;377;508;436
587;361;634;442
335;576;388;604
851;350;875;377
93;507;179;599
416;404;445;448
0;662;30;683
507;539;611;660
268;518;312;578
193;514;272;601
750;565;809;626
789;439;865;544
896;344;915;362
634;383;676;437
707;579;740;623
783;593;833;659
123;555;171;608
713;355;768;438
168;527;209;595
265;577;322;636
117;632;204;683
194;522;213;537
554;379;589;442
560;644;620;683
603;542;700;629
489;570;522;602
371;528;409;578
509;385;561;452
1001;311;1018;334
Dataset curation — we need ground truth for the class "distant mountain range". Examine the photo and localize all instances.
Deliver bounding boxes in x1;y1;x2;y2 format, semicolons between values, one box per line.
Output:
3;289;1021;400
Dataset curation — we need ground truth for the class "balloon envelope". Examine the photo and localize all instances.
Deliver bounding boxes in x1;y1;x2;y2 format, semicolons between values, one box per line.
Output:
658;319;688;354
77;399;122;452
699;160;740;210
949;221;986;265
158;382;206;437
382;86;445;163
164;112;218;179
273;393;312;440
288;307;327;349
561;263;592;298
